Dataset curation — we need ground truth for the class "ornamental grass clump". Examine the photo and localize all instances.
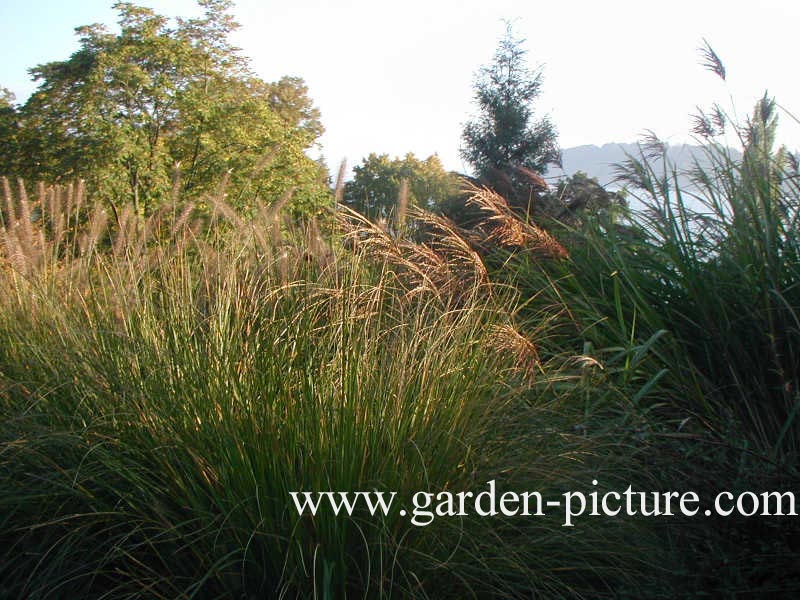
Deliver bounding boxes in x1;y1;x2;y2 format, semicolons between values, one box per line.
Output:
0;178;657;598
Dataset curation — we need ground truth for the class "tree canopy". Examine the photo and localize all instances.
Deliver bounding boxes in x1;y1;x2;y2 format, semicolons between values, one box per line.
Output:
0;89;19;176
1;0;329;217
343;152;460;224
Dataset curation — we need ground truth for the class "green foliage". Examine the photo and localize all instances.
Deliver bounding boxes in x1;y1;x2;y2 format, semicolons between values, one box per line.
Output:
468;94;800;592
511;102;800;459
343;152;460;223
3;20;800;596
0;88;14;106
265;75;325;142
460;24;560;198
0;182;657;598
0;89;19;175
2;1;329;217
548;171;628;224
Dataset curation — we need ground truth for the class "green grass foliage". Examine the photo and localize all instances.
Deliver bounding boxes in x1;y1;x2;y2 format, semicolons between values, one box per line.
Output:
2;96;800;597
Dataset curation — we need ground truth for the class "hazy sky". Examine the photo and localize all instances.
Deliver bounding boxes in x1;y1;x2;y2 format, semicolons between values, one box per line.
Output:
1;0;799;176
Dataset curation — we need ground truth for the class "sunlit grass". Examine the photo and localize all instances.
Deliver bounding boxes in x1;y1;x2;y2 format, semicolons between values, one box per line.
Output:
0;180;664;598
2;80;799;595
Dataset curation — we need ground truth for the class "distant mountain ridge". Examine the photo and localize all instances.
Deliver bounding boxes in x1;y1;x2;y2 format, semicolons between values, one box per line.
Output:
548;142;741;189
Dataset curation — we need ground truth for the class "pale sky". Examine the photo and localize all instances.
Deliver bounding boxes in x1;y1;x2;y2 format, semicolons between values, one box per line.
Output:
1;0;799;176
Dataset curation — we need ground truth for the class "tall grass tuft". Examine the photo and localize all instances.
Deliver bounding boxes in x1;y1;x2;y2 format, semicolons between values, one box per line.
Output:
479;91;800;592
0;180;663;597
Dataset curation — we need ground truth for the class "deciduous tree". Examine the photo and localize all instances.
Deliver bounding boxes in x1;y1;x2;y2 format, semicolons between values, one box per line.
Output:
344;152;460;224
2;0;329;217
